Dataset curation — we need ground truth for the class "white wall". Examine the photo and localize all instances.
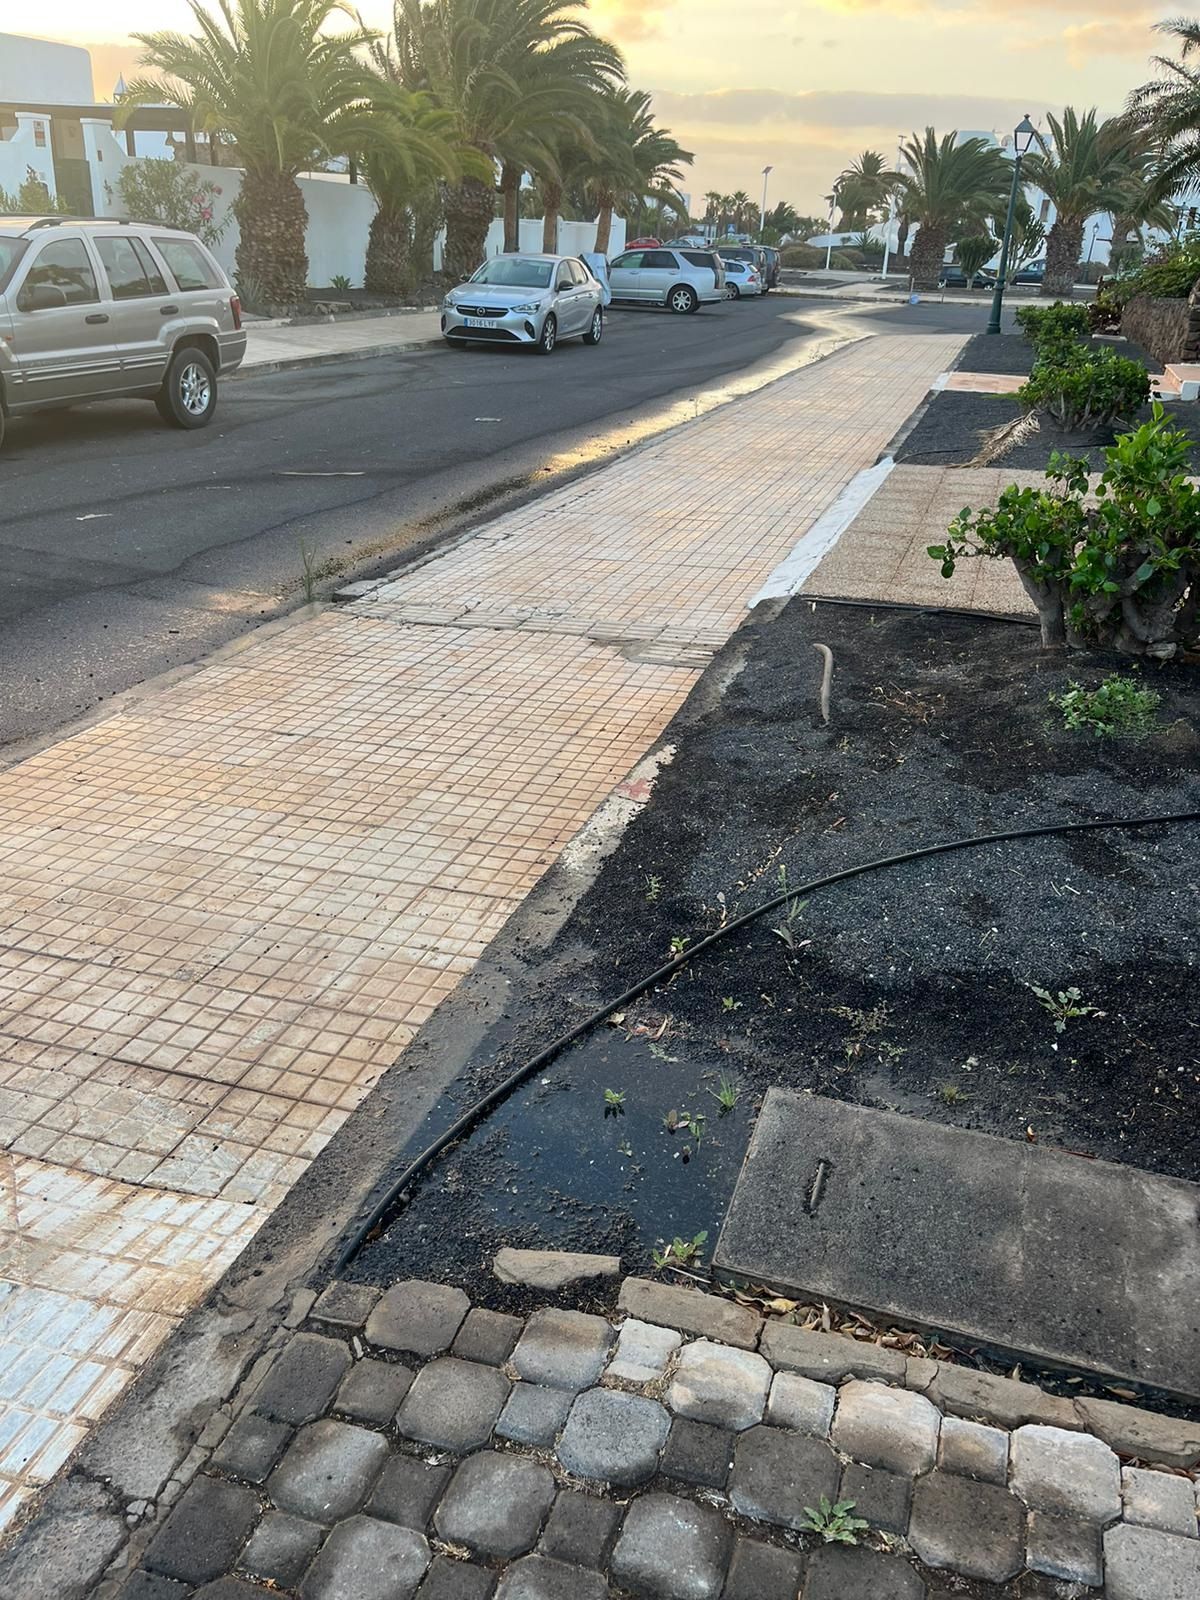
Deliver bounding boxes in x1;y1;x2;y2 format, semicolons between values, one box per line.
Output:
0;33;93;104
0;112;57;203
297;170;378;285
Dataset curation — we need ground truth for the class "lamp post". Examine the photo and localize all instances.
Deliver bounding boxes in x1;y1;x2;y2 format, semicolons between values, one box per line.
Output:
759;164;773;236
824;194;836;270
986;114;1037;335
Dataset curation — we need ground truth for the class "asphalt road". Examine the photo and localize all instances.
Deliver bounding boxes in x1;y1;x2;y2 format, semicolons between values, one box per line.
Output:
0;293;994;749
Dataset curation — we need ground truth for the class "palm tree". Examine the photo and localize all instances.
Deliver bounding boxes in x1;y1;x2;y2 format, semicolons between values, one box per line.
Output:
1127;20;1200;202
1023;109;1138;297
359;84;470;296
119;0;378;310
897;129;1010;291
398;0;623;281
834;150;896;229
729;189;753;232
585;86;692;253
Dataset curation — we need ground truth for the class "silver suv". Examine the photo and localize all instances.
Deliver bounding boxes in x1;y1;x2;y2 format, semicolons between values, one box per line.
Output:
607;247;725;312
0;216;246;451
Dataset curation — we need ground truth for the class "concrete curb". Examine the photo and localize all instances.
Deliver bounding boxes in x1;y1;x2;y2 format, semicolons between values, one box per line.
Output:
232;334;443;380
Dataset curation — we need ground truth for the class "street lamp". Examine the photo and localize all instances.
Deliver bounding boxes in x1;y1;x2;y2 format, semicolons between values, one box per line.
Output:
986;114;1037;335
759;164;773;236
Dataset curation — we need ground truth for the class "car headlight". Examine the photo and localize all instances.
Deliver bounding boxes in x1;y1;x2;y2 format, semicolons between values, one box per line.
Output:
442;296;457;310
512;302;540;314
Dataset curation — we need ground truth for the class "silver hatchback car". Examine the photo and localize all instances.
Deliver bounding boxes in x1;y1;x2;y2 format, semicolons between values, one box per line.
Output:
0;215;246;452
441;253;605;353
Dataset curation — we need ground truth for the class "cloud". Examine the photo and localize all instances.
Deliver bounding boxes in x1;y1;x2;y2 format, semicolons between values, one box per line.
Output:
1013;18;1163;67
650;86;1048;135
593;0;676;41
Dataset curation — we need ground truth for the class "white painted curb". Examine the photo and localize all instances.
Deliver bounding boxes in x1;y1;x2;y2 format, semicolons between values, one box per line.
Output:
748;455;896;605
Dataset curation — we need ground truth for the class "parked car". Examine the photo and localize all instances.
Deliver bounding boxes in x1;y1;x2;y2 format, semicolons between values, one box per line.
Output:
441;253;605;352
607;247;724;312
0;215;245;451
1011;259;1046;285
937;264;996;289
624;237;663;250
721;258;765;297
759;246;781;289
718;245;770;290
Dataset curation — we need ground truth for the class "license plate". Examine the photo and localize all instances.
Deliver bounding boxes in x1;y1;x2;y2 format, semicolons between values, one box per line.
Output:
464;317;494;328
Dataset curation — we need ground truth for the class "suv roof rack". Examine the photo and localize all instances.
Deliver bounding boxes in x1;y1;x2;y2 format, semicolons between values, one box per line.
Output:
25;216;140;230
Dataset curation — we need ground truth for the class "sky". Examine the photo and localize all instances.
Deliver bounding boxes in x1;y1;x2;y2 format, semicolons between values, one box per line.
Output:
0;0;1177;215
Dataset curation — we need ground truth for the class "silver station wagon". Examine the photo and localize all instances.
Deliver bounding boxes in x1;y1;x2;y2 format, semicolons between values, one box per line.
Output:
0;216;246;451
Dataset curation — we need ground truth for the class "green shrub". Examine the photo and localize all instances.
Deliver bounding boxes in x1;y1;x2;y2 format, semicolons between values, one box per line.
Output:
1124;239;1200;301
1015;303;1091;346
928;404;1200;654
111;159;227;249
779;244;824;268
1052;675;1161;737
0;166;72;215
1018;346;1150;431
1087;291;1122;333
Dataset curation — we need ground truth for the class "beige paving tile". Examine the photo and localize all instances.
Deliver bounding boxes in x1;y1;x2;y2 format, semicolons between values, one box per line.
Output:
0;329;962;1529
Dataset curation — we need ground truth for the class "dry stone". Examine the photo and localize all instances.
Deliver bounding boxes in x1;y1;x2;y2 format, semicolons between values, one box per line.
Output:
1010;1424;1121;1524
908;1471;1024;1583
765;1371;835;1436
831;1380;940;1476
606;1319;680;1384
610;1492;732;1600
938;1415;1008;1484
1121;1466;1198;1537
616;1278;760;1349
556;1387;669;1485
667;1340;770;1431
494;1249;620;1291
512;1309;613;1391
760;1324;905;1384
1105;1522;1200;1600
365;1281;469;1357
1075;1397;1200;1468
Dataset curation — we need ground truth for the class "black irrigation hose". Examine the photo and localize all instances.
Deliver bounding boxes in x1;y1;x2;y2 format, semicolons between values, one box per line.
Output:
333;807;1200;1271
799;592;1039;628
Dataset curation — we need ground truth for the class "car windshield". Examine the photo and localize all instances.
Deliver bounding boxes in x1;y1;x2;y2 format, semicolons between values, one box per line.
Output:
720;249;755;262
470;258;552;289
0;236;28;291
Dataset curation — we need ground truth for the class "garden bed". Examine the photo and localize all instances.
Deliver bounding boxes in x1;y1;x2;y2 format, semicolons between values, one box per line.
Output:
351;601;1199;1366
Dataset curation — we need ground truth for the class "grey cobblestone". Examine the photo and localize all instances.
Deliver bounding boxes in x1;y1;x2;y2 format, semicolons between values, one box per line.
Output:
1010;1424;1121;1524
396;1357;510;1451
1104;1522;1200;1600
210;1412;292;1484
803;1544;924;1599
269;1419;388;1522
838;1461;912;1535
610;1491;732;1600
728;1424;839;1531
831;1379;940;1476
367;1455;451;1529
1121;1465;1198;1536
556;1386;669;1485
452;1308;523;1367
434;1451;556;1559
298;1515;429;1600
240;1511;323;1589
616;1278;760;1349
1025;1511;1103;1586
252;1333;351;1426
605;1317;681;1383
667;1340;770;1432
660;1416;734;1488
120;1577;191;1600
765;1371;835;1436
496;1383;573;1447
1075;1397;1200;1468
928;1365;1079;1431
538;1491;621;1569
938;1414;1009;1483
494;1554;608;1600
909;1470;1024;1583
511;1309;613;1391
722;1539;806;1600
143;1477;260;1586
312;1282;381;1330
759;1322;905;1384
334;1358;414;1425
366;1280;470;1356
416;1556;496;1599
191;1582;276;1599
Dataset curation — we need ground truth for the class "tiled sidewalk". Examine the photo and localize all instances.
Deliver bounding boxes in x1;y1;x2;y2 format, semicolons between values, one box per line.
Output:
0;329;962;1534
113;1275;1200;1597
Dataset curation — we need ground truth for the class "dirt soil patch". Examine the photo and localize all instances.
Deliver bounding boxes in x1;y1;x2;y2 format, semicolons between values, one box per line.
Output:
351;603;1199;1349
902;330;1200;470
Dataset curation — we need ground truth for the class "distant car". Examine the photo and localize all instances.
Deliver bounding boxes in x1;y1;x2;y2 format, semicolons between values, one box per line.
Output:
759;246;781;289
718;245;769;284
441;253;604;352
1011;259;1046;285
938;264;996;289
624;237;663;250
722;258;765;297
607;246;724;312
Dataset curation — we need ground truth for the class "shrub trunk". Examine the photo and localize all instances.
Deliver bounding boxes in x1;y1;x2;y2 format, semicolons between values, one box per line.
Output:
364;203;414;297
909;223;947;292
1042;217;1084;299
235;169;308;312
594;190;616;255
443;175;495;282
500;162;521;253
541;180;562;255
409;188;444;287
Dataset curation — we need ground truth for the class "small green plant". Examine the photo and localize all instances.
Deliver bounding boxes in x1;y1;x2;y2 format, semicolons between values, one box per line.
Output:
801;1496;869;1546
1052;675;1161;737
937;1082;969;1106
617;1139;633;1157
646;1040;678;1063
603;1087;626;1115
668;934;688;957
663;1108;705;1141
644;874;663;904
330;273;353;291
720;996;743;1013
1018;346;1150;433
1015;302;1090;346
1027;983;1105;1033
300;541;319;604
709;1073;740;1113
652;1230;708;1270
771;897;807;951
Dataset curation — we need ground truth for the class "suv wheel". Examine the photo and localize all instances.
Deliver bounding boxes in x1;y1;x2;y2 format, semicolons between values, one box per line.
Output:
668;285;698;314
157;346;217;430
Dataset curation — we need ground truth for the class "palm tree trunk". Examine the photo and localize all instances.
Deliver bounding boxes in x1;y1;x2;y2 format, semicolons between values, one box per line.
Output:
235;168;308;312
500;161;521;253
442;174;495;282
364;202;414;297
1042;217;1084;298
909;222;947;291
896;213;911;262
594;189;616;254
541;180;562;254
409;188;443;288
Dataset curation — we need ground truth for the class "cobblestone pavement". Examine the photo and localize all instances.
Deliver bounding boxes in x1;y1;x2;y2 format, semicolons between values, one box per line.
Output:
0;330;963;1533
109;1277;1200;1599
